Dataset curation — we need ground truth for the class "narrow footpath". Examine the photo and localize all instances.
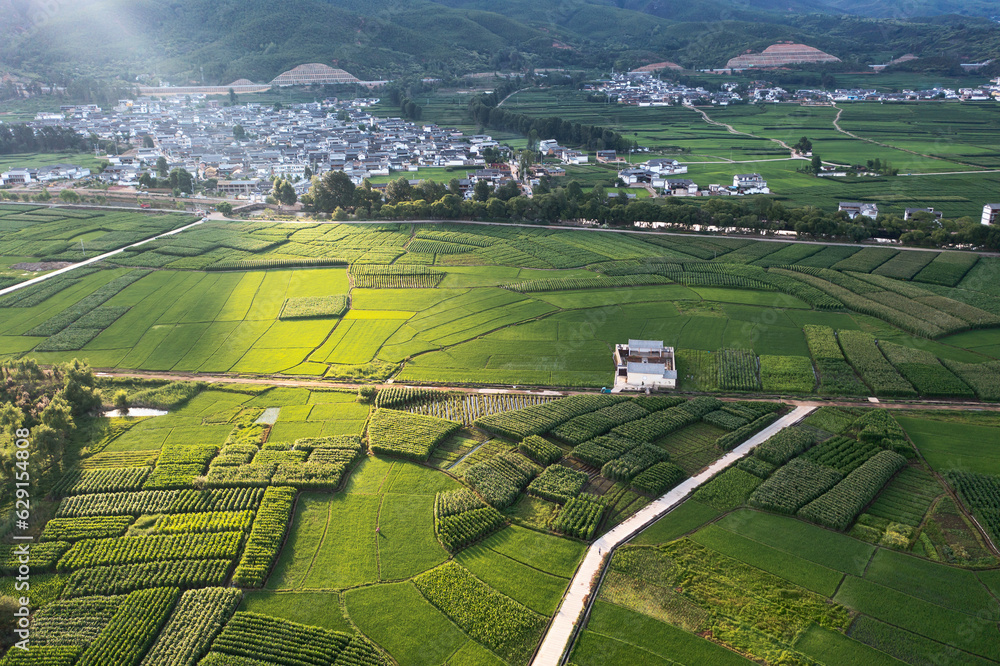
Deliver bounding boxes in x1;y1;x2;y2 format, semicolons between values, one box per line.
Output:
0;217;206;299
530;405;817;666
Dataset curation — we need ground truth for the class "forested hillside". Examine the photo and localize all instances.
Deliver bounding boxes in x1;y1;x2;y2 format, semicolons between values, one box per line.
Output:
0;0;999;84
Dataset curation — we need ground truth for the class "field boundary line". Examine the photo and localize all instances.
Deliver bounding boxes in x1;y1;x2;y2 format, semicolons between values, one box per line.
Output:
830;104;976;169
298;496;335;590
530;405;816;666
0;216;206;299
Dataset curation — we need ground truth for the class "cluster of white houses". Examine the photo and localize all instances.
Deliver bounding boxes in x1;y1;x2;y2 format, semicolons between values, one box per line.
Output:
0;164;91;186
839;202;1000;225
618;160;769;196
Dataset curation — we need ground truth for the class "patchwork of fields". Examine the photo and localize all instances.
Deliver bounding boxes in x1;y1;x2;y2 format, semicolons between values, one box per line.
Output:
574;406;1000;666
1;211;998;399
477;90;1000;218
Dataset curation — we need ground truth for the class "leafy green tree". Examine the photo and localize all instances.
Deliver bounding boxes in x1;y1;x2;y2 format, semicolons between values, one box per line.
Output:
308;171;356;213
233;125;247;141
793;136;812;153
217;201;233;216
811;154;822;175
59;189;79;203
448;178;463;198
229;88;238;105
155;156;168;178
276;179;297;206
473;179;492;202
169;168;194;194
142;136;155;148
385;176;413;205
113;390;130;416
138;172;153;188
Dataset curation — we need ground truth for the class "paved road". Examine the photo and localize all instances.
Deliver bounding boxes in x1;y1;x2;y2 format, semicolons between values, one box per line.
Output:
530;405;816;666
0;218;206;299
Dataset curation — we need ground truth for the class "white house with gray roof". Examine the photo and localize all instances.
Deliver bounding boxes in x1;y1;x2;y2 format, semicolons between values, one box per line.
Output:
614;340;677;390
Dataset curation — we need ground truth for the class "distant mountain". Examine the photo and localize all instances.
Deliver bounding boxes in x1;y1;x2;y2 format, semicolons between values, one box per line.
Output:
0;0;998;84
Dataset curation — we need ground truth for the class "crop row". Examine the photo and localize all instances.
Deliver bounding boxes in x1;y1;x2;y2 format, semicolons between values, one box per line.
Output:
716;413;781;451
798;450;907;530
57;531;243;571
879;342;975;398
464;452;540;508
1;542;69;574
518;435;563;466
141;510;255;536
944;471;1000;544
231;486;296;588
143;465;207;490
210;612;352;666
374;386;443;409
571;434;640;468
368;409;461;462
158;444;221;466
610;397;723;443
475;395;626;440
802;436;882;474
400;393;557;425
752;427;817;466
31;595;124;648
803;325;867;395
76;587;179;666
56;487;265;517
40;516;133;542
414;562;546;666
279;295;349;320
550;400;650;445
26;270;151;337
942;359;1000;401
703;409;748;431
631;462;686;495
601;443;670;482
140;587;242;666
838;331;917;397
527;465;588;503
503;274;671;293
552;495;605;540
350;264;444;289
436;505;506;552
716;348;761;391
748;458;844;515
205;258;348;271
64;559;232;598
53;467;151;497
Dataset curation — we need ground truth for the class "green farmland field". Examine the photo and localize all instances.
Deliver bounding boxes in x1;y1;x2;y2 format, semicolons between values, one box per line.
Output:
1;214;999;397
